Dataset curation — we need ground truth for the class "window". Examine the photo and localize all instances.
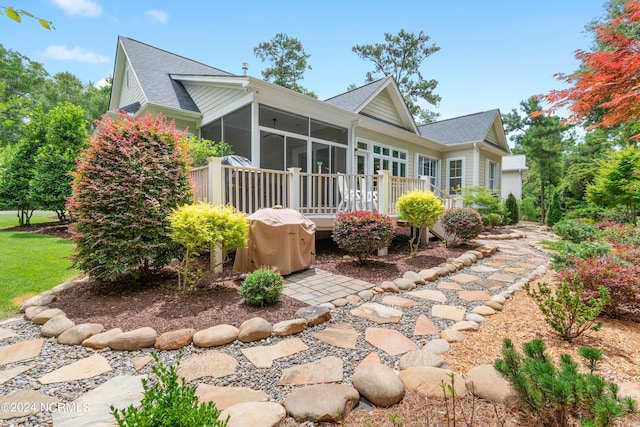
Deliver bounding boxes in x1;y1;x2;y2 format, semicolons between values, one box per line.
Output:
371;143;407;177
200;105;251;160
418;156;439;186
447;158;464;194
488;160;497;191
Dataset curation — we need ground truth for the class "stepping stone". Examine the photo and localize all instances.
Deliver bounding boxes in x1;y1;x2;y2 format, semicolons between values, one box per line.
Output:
241;338;308;369
41;315;75;337
278;356;343;385
238;317;273;343
38;354;112;384
413;315;438;336
0;364;35;385
273;319;307;336
82;328;123;349
283;384;359;423
312;323;358;349
0;338;44;366
399;367;465;398
57;323;104;345
52;375;144;427
381;295;420;307
407;289;447;303
356;352;380;370
475;281;504;290
220;402;286;427
0;390;59;420
437;282;462;290
193;324;239;347
457;291;490;301
0;328;16;340
493;254;519;261
517;262;537;269
449;273;480;283
351;303;403;324
31;308;65;325
178;351;239;382
295;306;331;325
154;328;195;350
109;327;157;350
132;355;153;372
485;260;506;267
196;385;270;410
365;327;417;356
432;305;466;321
506;267;529;275
470;266;498;273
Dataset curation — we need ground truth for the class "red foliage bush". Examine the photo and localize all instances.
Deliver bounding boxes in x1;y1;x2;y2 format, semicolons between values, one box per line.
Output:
440;207;483;243
332;210;393;263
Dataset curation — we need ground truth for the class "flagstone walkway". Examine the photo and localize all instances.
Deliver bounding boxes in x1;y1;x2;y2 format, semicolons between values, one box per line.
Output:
0;226;553;426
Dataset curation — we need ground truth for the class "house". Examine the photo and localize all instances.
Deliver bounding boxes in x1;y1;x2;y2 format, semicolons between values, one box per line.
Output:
108;36;518;228
500;154;528;200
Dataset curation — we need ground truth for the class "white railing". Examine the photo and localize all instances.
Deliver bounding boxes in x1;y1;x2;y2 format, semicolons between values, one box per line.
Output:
189;158;455;219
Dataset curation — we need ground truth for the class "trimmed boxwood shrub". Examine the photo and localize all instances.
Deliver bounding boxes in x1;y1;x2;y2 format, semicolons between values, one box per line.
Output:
332;210;393;263
396;190;444;256
440;207;483;244
68;112;193;282
239;267;284;307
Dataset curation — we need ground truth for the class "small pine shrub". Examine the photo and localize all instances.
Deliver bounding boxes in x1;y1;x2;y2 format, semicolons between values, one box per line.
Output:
553;219;600;243
68;112;193;281
521;196;539;221
332;210;393;263
239;267;283;307
112;351;229;427
396;190;444;256
545;189;564;227
482;212;504;228
495;339;637;427
440;207;483;245
505;193;519;225
525;278;610;342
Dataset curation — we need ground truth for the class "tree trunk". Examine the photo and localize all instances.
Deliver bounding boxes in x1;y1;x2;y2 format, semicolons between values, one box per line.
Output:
540;180;546;225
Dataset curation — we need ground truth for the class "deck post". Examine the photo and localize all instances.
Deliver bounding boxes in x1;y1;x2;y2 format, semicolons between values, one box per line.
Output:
287;167;301;211
207;157;223;205
377;169;390;215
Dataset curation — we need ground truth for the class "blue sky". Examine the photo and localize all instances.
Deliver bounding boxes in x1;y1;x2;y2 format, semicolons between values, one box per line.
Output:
4;0;608;120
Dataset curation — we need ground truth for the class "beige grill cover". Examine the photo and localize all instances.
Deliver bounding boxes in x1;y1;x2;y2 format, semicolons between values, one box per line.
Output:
233;207;316;275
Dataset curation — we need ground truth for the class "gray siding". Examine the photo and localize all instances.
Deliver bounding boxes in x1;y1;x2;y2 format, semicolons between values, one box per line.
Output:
119;62;146;108
183;83;246;117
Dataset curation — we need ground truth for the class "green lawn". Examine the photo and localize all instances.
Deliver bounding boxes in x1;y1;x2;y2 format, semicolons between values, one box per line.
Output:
0;211;58;229
0;212;80;318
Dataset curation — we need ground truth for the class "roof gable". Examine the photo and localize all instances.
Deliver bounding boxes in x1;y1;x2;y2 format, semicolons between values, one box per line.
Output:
111;36;234;113
418;109;509;151
325;77;417;132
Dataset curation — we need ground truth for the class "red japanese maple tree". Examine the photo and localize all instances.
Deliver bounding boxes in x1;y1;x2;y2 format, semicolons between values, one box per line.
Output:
537;0;640;137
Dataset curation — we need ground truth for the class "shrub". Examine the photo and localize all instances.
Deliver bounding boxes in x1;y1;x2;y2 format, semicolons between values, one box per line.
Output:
462;186;501;216
545;189;564;227
559;256;640;317
396;190;445;256
112;351;229;427
440;207;483;245
600;223;640;247
550;240;611;270
525;278;609;342
552;219;600;243
188;137;234;167
495;339;637;427
505;192;519;225
482;212;504;228
332;210;393;263
170;203;247;290
68;112;193;282
239;267;283;307
521;196;539;221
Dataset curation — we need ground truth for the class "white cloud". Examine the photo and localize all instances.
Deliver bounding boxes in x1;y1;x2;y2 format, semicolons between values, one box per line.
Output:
145;10;168;23
51;0;102;17
43;45;109;64
95;78;109;88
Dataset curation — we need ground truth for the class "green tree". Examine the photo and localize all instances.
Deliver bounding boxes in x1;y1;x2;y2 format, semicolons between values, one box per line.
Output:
587;146;640;224
352;29;441;123
0;108;46;225
503;98;572;224
30;103;88;221
1;6;53;29
253;33;316;97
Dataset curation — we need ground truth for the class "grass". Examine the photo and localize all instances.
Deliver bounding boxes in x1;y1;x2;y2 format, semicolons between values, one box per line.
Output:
0;211;56;229
0;212;80;318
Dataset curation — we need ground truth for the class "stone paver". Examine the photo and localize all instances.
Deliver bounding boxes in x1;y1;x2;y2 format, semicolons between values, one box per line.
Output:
457;290;491;301
241;338;308;368
311;323;358;349
0;328;17;340
365;328;417;356
0;339;44;366
178;351;239;382
436;281;462;290
278;356;343;385
356;352;381;370
351;302;403;324
413;314;439;336
0;364;35;385
432;305;466;321
0;390;59;420
38;354;112;384
406;289;447;303
449;273;481;283
380;295;420;307
196;384;270;410
487;272;517;282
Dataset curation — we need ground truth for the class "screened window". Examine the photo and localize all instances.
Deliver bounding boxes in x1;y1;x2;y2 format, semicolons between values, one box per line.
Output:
310;119;347;144
488;161;497;190
259;105;308;135
200;105;251;160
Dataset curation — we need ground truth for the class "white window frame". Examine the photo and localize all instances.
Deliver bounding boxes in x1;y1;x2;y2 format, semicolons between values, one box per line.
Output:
446;157;465;194
370;142;407;177
487;160;497;191
416;155;439;187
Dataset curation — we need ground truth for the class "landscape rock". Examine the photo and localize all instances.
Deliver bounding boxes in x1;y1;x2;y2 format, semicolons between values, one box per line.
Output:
484;300;504;311
418;269;439;281
399;348;447;370
238;317;273;343
154;328;195;350
351;303;403;324
41;315;75;338
393;278;416;291
465;313;486;323
278;356;343;385
423;339;450;355
109;327;157;351
357;289;374;300
402;271;426;285
379;281;400;293
466;365;518;405
272;318;307;336
295;306;331;325
440;329;466;342
220;402;286;427
24;305;49;320
193;324;239;347
50;281;78;295
82;328;123;349
32;308;65;325
472;305;496;316
332;298;348;307
345;295;362;304
451;320;479;331
399;367;465;398
57;323;104;345
20;293;56;312
352;364;404;407
283;384;359;423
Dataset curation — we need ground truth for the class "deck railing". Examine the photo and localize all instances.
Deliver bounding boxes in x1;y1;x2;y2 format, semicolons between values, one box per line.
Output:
190;157;457;221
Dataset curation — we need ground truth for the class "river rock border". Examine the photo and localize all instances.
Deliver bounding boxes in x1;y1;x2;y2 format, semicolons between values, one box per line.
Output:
17;239;548;424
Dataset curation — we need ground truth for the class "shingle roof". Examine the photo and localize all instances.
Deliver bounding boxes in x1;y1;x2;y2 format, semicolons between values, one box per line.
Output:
418;109;500;145
119;36;233;112
324;77;392;112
